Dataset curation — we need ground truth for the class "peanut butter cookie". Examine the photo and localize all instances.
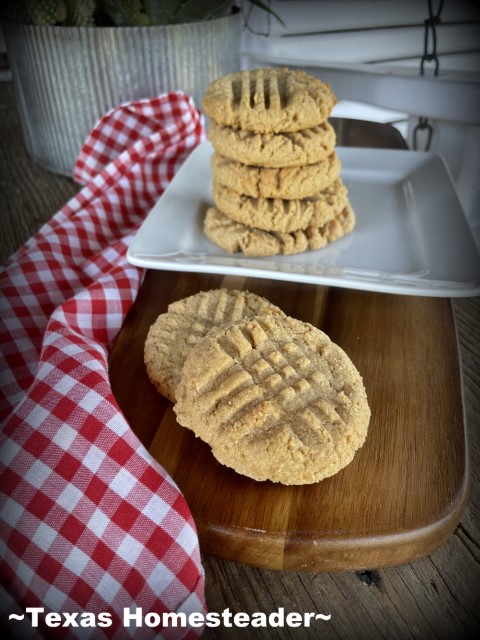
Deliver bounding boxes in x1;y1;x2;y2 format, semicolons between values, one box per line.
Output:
208;120;336;168
204;204;355;257
144;289;284;401
174;314;370;484
202;67;336;133
211;151;341;199
212;178;348;233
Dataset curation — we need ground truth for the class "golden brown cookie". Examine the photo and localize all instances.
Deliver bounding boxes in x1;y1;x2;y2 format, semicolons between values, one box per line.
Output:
212;178;348;233
204;204;355;257
144;289;285;401
211;151;342;200
202;67;336;133
208;120;336;168
174;314;370;485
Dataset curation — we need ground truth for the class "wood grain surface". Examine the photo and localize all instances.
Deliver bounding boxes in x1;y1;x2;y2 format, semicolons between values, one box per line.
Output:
2;80;479;639
108;270;469;572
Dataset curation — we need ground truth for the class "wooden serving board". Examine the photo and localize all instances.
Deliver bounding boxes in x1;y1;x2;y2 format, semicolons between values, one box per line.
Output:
109;270;469;572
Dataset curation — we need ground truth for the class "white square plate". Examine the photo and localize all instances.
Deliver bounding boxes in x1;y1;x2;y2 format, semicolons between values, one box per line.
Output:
127;142;480;297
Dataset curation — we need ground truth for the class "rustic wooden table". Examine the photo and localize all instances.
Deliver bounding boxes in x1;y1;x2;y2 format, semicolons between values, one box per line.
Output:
1;80;479;639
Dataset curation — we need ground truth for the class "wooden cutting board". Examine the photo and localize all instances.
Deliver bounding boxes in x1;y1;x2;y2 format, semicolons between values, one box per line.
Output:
109;270;469;572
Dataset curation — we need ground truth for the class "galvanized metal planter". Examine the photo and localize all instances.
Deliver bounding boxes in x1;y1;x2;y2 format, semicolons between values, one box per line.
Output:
2;13;241;176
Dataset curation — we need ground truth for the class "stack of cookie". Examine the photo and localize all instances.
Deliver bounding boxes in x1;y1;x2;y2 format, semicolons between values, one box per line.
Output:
145;289;370;485
201;67;355;257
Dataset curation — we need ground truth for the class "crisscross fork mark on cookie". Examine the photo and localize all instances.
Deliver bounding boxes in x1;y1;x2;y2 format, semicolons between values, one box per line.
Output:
193;321;348;440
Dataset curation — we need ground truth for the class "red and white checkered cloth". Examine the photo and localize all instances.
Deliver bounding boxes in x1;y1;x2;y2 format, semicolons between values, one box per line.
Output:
0;92;207;639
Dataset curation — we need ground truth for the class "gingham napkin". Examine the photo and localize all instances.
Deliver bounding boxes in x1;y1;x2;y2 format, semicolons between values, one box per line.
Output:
0;92;207;639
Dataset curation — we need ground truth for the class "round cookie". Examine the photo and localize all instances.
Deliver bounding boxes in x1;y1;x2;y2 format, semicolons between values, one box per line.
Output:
212;178;348;233
211;151;342;200
208;120;336;168
202;67;336;133
204;204;356;257
174;314;370;485
144;289;285;402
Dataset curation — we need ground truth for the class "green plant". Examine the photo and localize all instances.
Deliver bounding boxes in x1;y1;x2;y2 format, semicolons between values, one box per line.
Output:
0;0;284;27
